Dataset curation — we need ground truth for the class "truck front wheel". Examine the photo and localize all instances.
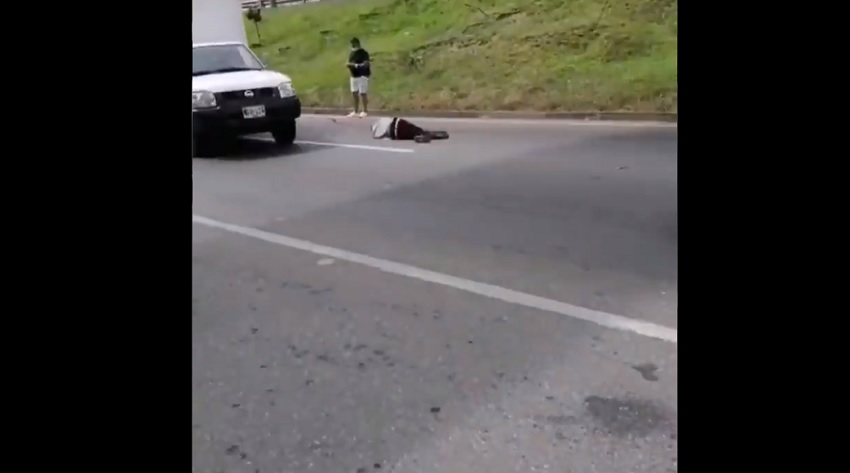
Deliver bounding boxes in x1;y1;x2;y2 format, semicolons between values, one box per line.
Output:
192;133;207;157
271;120;296;146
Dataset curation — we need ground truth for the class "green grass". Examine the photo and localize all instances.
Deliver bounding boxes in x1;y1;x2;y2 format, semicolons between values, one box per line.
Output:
248;0;677;112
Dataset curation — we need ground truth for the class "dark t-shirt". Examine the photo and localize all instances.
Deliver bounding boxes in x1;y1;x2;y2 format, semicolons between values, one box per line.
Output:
348;48;371;78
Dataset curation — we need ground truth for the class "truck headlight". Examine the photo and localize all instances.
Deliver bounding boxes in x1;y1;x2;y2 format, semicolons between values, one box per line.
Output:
277;82;296;98
192;90;216;109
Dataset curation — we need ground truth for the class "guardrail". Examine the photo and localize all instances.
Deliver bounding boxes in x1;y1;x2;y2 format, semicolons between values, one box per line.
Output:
241;0;319;8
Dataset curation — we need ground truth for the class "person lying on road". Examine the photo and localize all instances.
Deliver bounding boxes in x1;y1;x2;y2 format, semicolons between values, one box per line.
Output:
370;117;449;142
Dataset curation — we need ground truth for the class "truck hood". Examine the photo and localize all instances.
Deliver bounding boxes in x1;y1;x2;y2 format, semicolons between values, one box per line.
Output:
192;69;292;93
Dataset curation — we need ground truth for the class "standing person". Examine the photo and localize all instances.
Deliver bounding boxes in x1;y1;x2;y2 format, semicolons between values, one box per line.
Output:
346;37;371;118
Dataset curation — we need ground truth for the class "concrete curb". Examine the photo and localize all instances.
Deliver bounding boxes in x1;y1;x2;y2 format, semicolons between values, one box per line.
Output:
302;107;677;123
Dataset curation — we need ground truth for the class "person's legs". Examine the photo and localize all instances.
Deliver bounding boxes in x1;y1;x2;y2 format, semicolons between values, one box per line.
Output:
360;93;368;116
348;78;360;117
358;78;369;117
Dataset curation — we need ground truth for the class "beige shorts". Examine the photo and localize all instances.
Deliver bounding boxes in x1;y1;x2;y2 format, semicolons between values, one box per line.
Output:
350;77;369;94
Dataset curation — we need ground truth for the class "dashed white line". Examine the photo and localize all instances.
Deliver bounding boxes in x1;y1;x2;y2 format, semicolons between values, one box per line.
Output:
192;214;678;344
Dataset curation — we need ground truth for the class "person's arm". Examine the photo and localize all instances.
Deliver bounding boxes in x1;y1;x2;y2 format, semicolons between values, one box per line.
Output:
361;50;371;67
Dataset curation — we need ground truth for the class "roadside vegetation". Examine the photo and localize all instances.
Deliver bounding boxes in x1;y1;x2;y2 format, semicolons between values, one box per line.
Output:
249;0;677;112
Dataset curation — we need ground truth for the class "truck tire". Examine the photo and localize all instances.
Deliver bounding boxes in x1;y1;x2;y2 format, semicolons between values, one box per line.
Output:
193;133;211;157
271;120;296;146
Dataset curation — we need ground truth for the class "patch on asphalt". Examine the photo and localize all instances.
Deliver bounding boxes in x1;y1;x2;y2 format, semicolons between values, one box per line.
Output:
631;362;660;381
584;395;673;437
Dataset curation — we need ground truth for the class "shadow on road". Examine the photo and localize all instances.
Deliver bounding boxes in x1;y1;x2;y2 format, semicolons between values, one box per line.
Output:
194;136;329;161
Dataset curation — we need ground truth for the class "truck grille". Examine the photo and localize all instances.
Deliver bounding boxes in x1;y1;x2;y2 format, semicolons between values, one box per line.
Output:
218;87;276;102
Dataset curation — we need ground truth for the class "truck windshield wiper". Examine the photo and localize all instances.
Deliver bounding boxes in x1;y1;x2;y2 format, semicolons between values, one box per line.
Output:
193;67;262;76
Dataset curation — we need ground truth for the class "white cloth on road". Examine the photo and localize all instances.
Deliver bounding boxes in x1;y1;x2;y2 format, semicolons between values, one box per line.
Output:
371;117;393;139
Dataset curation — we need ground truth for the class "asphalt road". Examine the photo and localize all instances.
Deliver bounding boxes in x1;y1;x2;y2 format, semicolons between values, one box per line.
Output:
192;115;678;473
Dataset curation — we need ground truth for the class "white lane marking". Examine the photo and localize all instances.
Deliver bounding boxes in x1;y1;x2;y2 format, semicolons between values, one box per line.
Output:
193;214;678;344
250;136;414;153
296;140;414;153
302;114;677;129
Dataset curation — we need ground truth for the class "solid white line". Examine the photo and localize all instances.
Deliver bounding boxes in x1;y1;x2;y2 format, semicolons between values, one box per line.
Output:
192;214;678;344
296;140;414;153
250;135;414;153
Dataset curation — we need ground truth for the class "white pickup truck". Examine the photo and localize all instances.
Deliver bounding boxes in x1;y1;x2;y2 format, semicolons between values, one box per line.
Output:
192;41;301;156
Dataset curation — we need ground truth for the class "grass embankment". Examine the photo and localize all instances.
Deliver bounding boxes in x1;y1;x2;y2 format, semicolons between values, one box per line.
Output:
248;0;677;112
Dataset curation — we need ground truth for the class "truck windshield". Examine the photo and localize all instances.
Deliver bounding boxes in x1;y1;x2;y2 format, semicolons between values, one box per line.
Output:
193;44;264;76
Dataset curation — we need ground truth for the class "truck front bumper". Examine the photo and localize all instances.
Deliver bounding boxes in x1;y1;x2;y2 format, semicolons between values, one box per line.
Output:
192;96;301;136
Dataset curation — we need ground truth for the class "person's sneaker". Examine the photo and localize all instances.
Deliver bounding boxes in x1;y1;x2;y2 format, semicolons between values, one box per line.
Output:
346;111;358;117
359;111;368;118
